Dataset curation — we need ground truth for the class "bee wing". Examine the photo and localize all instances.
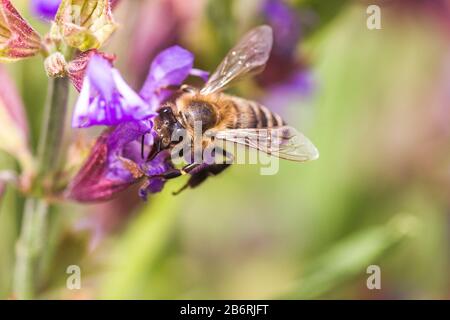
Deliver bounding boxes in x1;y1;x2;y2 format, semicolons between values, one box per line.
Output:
213;126;319;162
200;25;273;95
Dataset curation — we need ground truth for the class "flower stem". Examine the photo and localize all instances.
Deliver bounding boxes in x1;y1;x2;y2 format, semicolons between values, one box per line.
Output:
37;77;69;185
13;198;49;299
13;77;69;299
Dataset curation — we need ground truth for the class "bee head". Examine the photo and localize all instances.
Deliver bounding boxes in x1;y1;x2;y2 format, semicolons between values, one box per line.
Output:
147;106;183;161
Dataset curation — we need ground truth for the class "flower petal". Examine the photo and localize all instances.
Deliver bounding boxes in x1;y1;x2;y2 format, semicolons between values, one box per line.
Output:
190;68;209;82
138;151;173;201
139;178;164;201
88;54;115;99
67;49;116;92
65;130;134;202
71;74;91;127
105;120;153;181
72;55;155;128
140;45;194;105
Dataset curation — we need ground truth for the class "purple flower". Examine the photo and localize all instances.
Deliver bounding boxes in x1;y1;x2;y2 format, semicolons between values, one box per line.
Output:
72;46;206;129
66;121;173;202
68;45;208;202
72;55;154;128
30;0;61;21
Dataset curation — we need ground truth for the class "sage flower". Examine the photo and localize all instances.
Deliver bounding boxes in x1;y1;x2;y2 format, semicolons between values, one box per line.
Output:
68;45;207;201
0;0;42;62
66;120;173;202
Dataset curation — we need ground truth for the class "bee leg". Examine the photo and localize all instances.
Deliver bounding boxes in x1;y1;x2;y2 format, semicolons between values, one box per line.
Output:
154;163;201;180
172;163;231;196
172;183;190;196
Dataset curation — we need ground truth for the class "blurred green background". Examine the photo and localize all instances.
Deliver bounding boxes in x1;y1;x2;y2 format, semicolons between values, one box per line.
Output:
1;0;450;299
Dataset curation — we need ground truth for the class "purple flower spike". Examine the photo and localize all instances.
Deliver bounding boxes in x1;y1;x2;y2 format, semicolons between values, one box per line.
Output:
73;55;155;128
31;0;61;21
140;45;206;109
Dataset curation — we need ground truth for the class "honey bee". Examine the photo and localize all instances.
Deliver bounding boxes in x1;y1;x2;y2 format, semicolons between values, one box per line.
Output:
146;25;319;194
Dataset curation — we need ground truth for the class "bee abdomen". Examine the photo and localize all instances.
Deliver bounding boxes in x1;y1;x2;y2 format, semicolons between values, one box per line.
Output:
231;97;284;129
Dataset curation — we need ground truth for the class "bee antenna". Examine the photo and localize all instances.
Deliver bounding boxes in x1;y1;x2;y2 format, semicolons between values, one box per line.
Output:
140;135;145;159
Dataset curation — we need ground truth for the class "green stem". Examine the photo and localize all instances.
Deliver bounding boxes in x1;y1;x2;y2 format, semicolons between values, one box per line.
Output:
37;77;69;183
13;199;48;299
13;77;69;299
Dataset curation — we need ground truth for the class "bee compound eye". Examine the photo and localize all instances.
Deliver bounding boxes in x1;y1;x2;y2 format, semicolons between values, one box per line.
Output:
159;107;173;117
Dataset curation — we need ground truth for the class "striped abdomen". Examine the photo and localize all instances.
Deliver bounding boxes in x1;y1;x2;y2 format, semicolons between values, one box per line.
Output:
229;96;285;129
